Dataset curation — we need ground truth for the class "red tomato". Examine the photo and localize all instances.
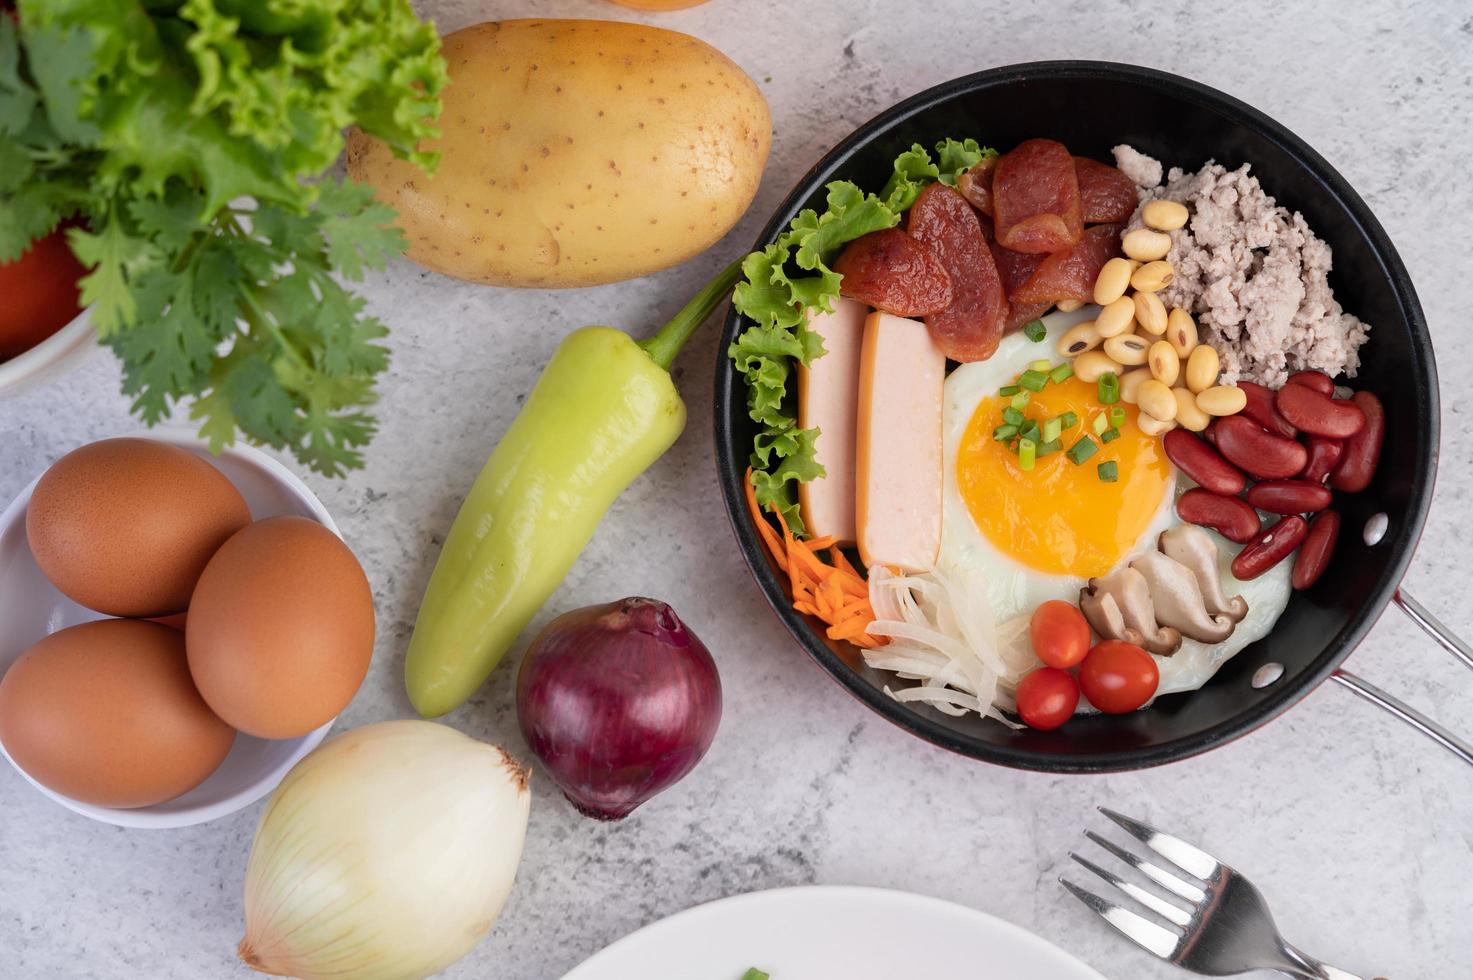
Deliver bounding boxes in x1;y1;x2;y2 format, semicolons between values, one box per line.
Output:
0;226;87;360
1015;667;1079;731
1078;640;1159;714
1029;599;1091;669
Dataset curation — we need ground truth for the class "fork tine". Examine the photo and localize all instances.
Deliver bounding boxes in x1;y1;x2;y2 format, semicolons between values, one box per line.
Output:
1098;807;1221;880
1085;831;1206;903
1060;878;1182;960
1069;853;1194;927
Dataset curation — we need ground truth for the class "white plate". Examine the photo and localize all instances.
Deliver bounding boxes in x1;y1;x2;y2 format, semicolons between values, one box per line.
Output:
561;886;1107;980
0;428;337;829
0;306;97;397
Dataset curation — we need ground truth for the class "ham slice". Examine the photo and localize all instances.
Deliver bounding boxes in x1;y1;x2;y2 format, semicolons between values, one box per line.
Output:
797;299;868;543
855;312;945;572
992;138;1083;254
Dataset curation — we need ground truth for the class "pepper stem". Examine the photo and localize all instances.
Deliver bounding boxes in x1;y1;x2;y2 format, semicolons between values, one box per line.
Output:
638;258;745;373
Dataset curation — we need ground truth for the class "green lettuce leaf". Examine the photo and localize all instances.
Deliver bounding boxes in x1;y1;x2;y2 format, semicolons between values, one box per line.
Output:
728;138;993;536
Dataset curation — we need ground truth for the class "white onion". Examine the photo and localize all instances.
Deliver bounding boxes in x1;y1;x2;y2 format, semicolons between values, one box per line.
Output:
239;720;530;980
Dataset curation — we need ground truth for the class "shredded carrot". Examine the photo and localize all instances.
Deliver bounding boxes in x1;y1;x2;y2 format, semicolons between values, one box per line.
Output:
742;468;884;649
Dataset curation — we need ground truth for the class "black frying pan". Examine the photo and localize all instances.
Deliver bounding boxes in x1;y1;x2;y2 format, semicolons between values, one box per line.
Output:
713;61;1465;773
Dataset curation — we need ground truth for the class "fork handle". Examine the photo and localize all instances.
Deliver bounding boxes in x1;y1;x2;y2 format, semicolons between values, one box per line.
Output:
1276;940;1367;980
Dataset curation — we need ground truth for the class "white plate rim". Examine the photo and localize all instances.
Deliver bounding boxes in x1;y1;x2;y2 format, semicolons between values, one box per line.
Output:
561;884;1108;980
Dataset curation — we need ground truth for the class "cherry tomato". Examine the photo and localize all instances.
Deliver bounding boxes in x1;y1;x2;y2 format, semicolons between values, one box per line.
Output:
0;226;86;360
1015;667;1080;731
1078;640;1159;714
1029;599;1091;669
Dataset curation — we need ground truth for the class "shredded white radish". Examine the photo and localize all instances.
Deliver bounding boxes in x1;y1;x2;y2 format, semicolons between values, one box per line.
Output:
864;565;1038;727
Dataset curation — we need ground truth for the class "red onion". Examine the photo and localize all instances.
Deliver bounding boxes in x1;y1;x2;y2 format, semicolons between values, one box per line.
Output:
516;597;721;820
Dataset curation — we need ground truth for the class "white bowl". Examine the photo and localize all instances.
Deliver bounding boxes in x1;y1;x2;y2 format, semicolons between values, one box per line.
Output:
0;307;97;397
0;429;338;829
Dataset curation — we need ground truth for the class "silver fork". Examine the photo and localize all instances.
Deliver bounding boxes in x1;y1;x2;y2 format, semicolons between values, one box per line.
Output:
1061;808;1380;979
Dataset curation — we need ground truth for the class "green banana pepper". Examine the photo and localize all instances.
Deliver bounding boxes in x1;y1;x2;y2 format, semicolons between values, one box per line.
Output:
405;260;744;717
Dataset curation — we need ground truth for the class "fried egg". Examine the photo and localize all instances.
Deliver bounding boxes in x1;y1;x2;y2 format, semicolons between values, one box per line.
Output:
939;309;1292;698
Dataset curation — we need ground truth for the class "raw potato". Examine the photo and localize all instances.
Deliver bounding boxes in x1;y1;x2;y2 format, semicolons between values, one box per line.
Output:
347;19;771;287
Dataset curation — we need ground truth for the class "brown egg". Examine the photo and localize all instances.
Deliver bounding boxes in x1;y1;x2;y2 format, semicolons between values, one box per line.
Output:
26;438;251;617
0;620;236;808
187;517;375;739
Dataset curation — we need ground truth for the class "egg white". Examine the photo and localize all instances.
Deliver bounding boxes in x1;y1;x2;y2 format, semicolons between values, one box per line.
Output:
937;308;1292;698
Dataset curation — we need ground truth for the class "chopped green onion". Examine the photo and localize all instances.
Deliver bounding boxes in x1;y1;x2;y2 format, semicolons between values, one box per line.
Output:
1037;438;1063;456
1028;359;1053;372
1019;420;1041;444
1067;436;1099;465
1092;413;1109;435
1011;391;1031;411
1059;411;1080;430
1101;427;1121;444
1019;438;1037;470
1049;362;1074;384
998;384;1020;397
1097;460;1119;482
1110;405;1127;427
993;423;1018;441
1002;406;1025;427
1018;369;1049;392
1023;319;1047;342
1098;371;1121;405
1041;416;1062;444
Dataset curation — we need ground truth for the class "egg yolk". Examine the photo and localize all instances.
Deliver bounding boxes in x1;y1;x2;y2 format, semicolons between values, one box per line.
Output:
956;375;1172;577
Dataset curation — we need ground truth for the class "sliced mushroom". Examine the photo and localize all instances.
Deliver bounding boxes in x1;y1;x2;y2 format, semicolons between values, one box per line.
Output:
1131;550;1235;644
1079;566;1181;655
1158;525;1249;623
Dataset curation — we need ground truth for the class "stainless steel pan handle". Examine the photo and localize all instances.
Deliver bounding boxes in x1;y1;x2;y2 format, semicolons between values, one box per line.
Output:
1329;584;1473;767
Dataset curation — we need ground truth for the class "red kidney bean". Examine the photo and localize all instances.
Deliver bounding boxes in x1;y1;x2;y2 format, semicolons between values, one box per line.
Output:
1274;382;1366;439
1330;391;1385;493
1299;435;1343;484
1238;381;1298;439
1162;429;1247;495
1287;370;1335;396
1213;415;1309;480
1245;479;1333;515
1176;488;1261;543
1292;510;1341;590
1231;515;1309;580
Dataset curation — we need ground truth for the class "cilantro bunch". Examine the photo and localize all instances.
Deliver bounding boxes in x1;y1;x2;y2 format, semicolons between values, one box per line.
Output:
728;138;992;534
0;0;448;474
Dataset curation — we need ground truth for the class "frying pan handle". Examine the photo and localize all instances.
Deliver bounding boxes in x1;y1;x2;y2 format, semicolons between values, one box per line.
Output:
1330;590;1473;767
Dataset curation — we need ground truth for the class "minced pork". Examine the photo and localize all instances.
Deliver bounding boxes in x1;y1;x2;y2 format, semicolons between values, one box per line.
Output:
1113;146;1370;387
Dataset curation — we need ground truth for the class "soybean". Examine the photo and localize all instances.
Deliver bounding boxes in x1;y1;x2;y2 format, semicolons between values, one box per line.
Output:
1119;368;1151;405
1093;257;1134;306
1148;340;1180;386
1095;296;1137;338
1122;228;1172;262
1133;290;1168;335
1167;307;1198;358
1137;379;1178;422
1185;344;1220;393
1137;413;1178;437
1056;298;1085;313
1142;199;1189;231
1197;385;1248;417
1073;350;1122;383
1103;334;1150;366
1130;260;1174;293
1057;321;1102;357
1173;387;1210;431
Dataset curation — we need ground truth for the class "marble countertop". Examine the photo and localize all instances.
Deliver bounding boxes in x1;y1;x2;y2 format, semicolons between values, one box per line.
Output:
3;1;1471;977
